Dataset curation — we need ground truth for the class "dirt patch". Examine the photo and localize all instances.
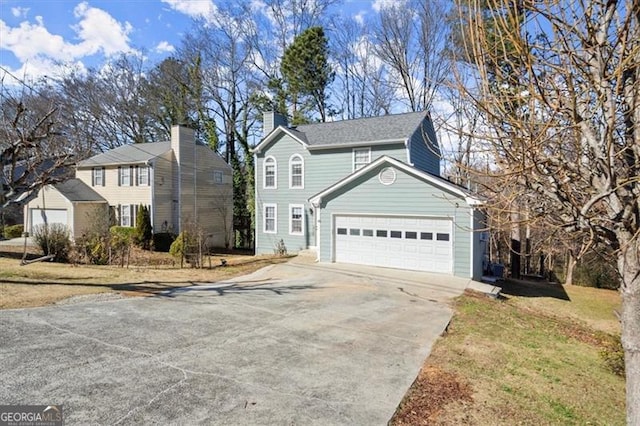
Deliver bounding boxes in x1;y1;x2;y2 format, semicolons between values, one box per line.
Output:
389;365;473;425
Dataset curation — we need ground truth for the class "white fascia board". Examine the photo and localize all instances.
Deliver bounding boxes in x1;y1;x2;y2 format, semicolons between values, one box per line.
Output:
307;138;405;151
252;126;309;154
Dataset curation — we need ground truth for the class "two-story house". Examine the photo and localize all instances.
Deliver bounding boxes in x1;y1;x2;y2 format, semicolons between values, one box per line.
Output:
253;111;485;280
25;126;233;248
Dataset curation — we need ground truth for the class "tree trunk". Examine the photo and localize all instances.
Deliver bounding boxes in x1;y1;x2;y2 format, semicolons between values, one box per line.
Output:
619;238;640;425
565;251;577;286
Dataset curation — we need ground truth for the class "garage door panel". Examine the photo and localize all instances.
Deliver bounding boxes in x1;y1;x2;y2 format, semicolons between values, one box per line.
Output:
30;209;68;232
335;215;452;274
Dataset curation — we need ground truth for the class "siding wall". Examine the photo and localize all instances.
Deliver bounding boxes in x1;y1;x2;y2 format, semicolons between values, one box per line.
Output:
408;119;441;176
316;164;475;278
151;150;175;232
73;203;108;237
24;185;73;233
254;133;409;254
76;166;153;225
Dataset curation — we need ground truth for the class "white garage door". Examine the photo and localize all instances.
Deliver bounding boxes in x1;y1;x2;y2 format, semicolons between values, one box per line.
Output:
30;209;68;232
334;216;453;273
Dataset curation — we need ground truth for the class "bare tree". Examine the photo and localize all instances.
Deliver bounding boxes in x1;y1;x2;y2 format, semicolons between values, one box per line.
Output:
454;0;640;421
372;0;451;112
1;75;75;213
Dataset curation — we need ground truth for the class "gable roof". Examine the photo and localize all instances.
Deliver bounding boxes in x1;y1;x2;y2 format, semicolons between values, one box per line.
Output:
77;142;171;167
53;178;107;202
253;111;429;154
308;156;484;207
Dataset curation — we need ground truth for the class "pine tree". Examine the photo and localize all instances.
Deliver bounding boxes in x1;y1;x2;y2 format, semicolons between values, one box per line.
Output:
135;204;153;250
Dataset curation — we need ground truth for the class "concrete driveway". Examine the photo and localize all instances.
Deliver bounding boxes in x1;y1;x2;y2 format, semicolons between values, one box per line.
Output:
0;258;469;425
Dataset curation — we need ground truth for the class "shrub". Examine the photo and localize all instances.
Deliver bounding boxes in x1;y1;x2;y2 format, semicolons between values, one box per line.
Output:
600;335;625;377
110;226;136;240
75;234;110;265
170;231;201;267
153;232;176;252
4;224;24;239
32;223;71;262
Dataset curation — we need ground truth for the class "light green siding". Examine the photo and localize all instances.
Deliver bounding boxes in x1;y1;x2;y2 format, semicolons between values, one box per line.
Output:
316;163;476;278
255;133;409;254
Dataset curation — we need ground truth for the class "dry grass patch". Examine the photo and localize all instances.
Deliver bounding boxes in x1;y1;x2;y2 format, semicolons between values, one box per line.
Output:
0;247;289;309
391;286;625;426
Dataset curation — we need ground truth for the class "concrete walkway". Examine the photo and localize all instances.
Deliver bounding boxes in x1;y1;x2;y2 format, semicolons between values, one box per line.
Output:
0;261;463;425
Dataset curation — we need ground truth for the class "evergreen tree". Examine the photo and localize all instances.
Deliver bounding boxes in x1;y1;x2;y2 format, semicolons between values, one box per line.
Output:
135;204;152;250
281;26;334;123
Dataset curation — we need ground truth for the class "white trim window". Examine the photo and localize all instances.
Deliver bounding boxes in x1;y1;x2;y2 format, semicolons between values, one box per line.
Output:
353;147;371;171
119;166;132;186
92;167;105;186
137;166;149;186
120;205;133;227
264;156;277;189
263;204;277;233
213;170;224;184
289;154;304;189
289;204;304;235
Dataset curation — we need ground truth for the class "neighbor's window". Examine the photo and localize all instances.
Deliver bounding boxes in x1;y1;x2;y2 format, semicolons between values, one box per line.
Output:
92;167;105;186
264;156;277;188
119;166;131;186
137;166;149;186
353;147;371;171
290;205;303;235
213;170;224;184
289;155;304;189
264;204;277;233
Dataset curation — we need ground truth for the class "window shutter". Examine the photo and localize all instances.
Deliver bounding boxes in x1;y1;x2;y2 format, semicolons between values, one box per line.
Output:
118;166;121;186
92;169;95;186
131;205;136;227
102;167;105;186
135;166;139;186
129;166;134;186
147;167;150;186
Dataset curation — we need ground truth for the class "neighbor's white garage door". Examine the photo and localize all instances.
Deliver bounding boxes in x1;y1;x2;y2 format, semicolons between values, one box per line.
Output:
30;209;68;232
334;216;453;273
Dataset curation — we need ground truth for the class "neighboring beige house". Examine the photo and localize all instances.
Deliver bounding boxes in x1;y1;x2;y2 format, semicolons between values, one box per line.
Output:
25;126;233;248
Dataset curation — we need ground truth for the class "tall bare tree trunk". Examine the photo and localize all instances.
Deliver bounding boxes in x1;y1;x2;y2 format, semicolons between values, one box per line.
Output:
565;251;577;286
619;238;640;424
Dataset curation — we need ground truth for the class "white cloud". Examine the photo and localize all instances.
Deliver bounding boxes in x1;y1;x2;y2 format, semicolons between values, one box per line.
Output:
372;0;406;12
72;2;133;56
354;10;366;26
155;41;175;53
161;0;217;20
0;3;133;80
11;7;29;18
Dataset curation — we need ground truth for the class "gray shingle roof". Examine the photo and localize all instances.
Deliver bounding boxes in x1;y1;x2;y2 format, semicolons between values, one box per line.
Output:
77;142;171;167
294;111;427;147
54;179;106;202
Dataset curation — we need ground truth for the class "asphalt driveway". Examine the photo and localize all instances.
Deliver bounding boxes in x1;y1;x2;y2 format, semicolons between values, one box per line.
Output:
0;259;468;425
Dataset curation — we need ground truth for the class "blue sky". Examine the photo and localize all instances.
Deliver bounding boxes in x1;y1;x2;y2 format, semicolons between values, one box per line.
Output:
0;0;388;82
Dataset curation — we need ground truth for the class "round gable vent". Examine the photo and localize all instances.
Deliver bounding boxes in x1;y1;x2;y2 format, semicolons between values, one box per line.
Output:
378;167;396;185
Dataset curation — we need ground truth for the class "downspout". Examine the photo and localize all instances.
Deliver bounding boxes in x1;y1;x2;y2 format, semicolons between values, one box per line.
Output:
254;151;258;251
404;138;412;166
148;160;154;231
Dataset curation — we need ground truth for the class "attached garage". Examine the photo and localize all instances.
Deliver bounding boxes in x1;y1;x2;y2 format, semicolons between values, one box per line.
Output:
310;156;486;280
334;215;452;273
30;209;68;232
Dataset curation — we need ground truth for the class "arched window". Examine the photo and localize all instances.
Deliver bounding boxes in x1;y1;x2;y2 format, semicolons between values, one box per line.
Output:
289;154;304;189
263;156;277;189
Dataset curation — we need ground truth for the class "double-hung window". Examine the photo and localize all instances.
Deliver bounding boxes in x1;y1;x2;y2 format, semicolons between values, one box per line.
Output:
264;157;276;188
137;166;149;186
120;205;132;227
353;148;371;171
119;166;132;186
264;204;277;233
289;155;304;189
92;167;105;186
213;170;224;184
289;204;304;235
